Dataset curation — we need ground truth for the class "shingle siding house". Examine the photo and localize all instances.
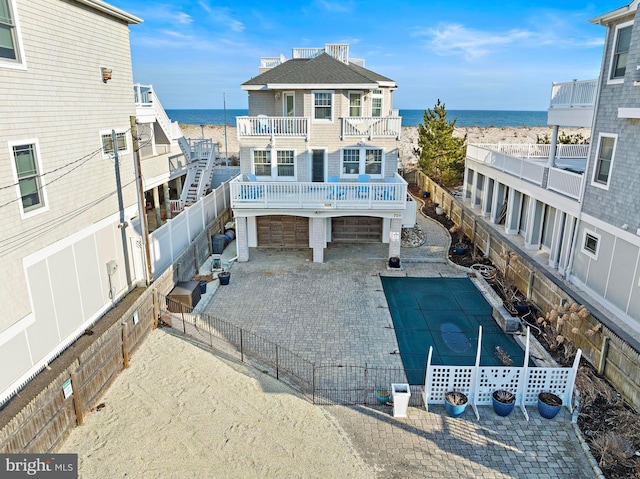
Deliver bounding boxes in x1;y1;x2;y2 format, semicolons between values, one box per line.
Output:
0;0;143;404
231;44;416;263
463;0;640;334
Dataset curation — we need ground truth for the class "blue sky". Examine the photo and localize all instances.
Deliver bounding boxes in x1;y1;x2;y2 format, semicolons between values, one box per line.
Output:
109;0;623;110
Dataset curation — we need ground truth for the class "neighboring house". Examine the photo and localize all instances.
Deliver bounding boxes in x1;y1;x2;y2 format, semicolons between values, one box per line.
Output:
231;44;416;263
462;1;640;335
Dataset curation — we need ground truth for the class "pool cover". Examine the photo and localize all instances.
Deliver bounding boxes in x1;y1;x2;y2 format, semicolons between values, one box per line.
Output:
381;276;527;384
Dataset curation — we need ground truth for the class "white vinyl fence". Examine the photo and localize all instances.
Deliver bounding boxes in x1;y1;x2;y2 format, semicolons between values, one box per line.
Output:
423;326;581;420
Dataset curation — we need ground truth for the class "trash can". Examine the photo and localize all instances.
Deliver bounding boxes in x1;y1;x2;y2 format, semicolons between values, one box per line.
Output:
198;280;207;294
422;191;430;198
211;234;227;254
391;383;411;418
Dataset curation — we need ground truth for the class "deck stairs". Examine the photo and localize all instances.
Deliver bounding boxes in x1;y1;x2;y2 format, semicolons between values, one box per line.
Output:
178;140;221;208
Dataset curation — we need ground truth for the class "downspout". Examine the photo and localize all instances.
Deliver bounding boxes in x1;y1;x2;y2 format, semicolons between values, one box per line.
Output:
566;21;611;278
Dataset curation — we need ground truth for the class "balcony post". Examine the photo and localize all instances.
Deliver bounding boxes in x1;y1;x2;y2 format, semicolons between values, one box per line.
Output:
547;125;559;168
236;217;250;262
388;218;402;259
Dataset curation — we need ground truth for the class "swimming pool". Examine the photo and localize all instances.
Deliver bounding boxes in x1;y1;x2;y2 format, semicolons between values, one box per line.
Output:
380;276;528;384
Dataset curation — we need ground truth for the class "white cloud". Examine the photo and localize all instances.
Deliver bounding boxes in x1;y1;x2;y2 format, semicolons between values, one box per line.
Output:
415;23;532;61
197;3;245;32
315;0;354;13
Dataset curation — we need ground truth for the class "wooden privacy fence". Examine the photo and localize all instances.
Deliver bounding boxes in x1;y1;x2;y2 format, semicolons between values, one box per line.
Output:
407;168;640;410
0;292;155;454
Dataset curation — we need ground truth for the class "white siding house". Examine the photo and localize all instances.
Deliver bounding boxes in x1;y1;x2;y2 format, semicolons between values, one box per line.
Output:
0;0;143;405
232;44;415;263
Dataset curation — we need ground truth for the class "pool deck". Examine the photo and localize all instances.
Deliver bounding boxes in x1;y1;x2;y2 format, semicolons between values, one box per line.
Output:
202;213;598;478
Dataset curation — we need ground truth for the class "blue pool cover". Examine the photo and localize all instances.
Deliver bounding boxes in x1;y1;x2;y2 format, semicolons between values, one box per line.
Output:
380;276;528;384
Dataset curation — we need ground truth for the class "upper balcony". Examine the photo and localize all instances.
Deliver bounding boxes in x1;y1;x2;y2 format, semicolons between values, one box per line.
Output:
548;79;597;128
230;173;408;211
466;143;589;201
341;116;402;140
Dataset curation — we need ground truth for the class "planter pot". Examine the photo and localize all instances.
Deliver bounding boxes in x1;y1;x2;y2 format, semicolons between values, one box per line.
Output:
388;257;401;268
502;300;519;317
435;206;444;215
492;391;516;417
453;243;469;256
444;392;468;418
218;272;231;285
375;387;391;404
515;302;530;316
538;392;562;419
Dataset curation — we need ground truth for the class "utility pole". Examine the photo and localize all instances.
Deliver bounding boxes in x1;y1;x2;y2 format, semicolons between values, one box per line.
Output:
112;130;132;288
130;116;153;285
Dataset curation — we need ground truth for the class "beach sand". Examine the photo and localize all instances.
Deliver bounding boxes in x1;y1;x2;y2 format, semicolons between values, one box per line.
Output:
181;124;590;168
59;329;375;479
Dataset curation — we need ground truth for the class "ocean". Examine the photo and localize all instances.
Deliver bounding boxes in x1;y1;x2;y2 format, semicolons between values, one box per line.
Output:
166;109;548;128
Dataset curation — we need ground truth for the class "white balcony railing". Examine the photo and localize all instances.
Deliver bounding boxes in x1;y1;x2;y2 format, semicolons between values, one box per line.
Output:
549;79;598;109
341;117;402;139
236;116;310;138
466;143;587;200
230;175;407;210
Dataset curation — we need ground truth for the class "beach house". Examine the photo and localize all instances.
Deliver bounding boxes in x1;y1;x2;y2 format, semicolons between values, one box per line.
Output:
462;0;640;335
231;44;416;263
0;0;144;404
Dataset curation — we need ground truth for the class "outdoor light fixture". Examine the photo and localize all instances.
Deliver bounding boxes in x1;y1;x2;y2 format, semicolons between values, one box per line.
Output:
101;67;113;83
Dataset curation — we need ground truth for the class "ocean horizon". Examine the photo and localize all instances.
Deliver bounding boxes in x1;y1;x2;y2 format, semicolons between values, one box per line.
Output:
166;109;549;128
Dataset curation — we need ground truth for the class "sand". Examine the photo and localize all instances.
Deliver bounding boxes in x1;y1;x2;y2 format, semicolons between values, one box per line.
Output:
59;329;375;479
180;124;590;168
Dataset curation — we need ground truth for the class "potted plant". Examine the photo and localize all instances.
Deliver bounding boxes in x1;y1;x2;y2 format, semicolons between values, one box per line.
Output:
538;392;562;419
491;390;516;417
375;387;391;404
218;270;231;285
444;391;468;418
453;241;469;256
434;202;444;215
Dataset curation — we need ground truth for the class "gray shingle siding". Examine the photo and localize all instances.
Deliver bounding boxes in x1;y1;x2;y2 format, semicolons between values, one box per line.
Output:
582;10;640;227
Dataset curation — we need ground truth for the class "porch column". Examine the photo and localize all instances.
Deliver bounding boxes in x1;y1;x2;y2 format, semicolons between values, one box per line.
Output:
163;182;171;220
481;178;493;217
236;216;250;262
558;215;576;275
310;217;326;263
472;173;483;209
549;211;566;269
462;166;472;202
176;176;183;197
388;217;402;258
152;186;162;227
504;189;521;235
524;200;544;250
490;182;504;223
547;125;559;167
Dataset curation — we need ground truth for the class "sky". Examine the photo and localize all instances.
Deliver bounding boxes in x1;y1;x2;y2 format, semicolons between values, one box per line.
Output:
108;0;625;111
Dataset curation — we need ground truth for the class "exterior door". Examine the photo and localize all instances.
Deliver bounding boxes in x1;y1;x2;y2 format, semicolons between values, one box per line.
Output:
284;93;295;116
312;150;324;182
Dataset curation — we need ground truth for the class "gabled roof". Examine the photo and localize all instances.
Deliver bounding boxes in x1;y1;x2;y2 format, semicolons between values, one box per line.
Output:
590;0;639;25
242;53;396;90
74;0;143;24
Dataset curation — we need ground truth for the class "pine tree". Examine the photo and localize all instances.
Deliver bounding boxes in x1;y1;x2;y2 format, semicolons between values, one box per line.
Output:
417;99;467;187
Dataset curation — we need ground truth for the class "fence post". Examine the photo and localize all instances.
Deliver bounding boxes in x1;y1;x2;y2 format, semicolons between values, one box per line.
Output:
527;270;535;300
598;336;610;375
70;372;84;426
122;321;130;369
153;288;159;329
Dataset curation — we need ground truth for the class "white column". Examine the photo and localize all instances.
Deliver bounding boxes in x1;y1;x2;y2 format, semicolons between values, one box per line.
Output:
549;211;565;268
462;166;472;201
388;217;402;258
310;217;326;263
524;199;544;250
481;178;493;217
547;125;559;168
490;182;503;223
558;215;576;274
236;216;250;262
163;182;171;220
505;189;520;235
152;186;162;227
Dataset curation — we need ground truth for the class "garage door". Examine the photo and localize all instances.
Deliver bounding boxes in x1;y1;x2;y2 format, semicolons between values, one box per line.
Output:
331;216;383;243
257;216;309;247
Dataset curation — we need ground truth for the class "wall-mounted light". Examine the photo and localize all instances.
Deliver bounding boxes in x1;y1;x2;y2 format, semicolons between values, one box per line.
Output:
633;66;640;86
274;92;281;100
101;67;113;83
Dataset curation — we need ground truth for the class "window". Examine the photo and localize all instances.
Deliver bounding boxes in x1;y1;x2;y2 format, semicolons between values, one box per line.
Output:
276;150;294;177
371;90;383;117
592;134;616;188
12;142;45;213
253;150;271;176
313;91;332;121
609;22;633;82
341;147;384;176
349;92;361;117
582;230;600;260
365;149;382;175
0;0;21;64
101;131;128;156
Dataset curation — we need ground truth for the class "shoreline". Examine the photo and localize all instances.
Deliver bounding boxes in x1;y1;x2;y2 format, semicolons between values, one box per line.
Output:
180;124;591;167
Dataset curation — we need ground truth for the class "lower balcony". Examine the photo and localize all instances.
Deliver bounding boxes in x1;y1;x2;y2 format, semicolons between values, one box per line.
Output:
230;174;408;210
